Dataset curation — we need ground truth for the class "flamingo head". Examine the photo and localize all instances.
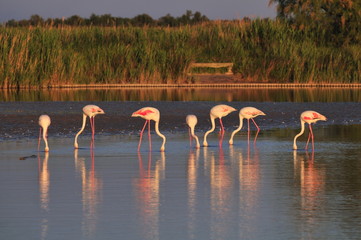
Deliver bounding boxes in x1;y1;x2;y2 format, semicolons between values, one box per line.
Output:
319;114;327;121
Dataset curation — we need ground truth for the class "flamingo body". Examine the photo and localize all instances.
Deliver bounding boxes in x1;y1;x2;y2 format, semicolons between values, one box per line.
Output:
293;110;327;150
229;107;266;145
132;107;166;152
74;104;105;149
203;104;236;147
38;115;51;152
186;114;200;149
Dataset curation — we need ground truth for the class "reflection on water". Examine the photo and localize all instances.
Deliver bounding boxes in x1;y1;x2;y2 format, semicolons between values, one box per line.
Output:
231;145;260;239
187;149;199;240
293;151;326;239
2;129;361;240
133;152;166;240
2;88;361;102
38;152;50;240
74;149;102;239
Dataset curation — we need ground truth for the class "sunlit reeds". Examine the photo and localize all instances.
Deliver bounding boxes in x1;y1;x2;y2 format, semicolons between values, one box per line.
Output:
1;20;361;88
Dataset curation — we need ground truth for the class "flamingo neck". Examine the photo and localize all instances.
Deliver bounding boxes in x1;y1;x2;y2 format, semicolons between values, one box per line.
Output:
190;126;200;148
203;115;216;147
293;120;305;150
229;116;244;145
42;126;49;152
74;113;87;149
155;120;166;151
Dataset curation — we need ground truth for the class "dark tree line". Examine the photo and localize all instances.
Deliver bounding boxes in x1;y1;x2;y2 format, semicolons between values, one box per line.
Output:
4;10;209;27
269;0;361;46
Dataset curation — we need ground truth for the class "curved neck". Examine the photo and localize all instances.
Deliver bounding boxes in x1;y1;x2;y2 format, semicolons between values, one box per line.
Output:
74;114;87;149
42;126;49;151
190;126;200;148
293;120;305;150
155;120;166;151
229;115;244;145
203;115;215;147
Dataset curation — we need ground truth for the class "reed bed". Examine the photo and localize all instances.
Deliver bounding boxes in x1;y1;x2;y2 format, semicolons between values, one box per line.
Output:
1;20;361;88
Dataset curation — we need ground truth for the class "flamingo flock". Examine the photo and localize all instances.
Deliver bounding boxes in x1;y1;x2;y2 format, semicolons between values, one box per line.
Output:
36;104;327;152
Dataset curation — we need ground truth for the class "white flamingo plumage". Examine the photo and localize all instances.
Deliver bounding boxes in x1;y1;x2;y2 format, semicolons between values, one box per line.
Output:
229;107;266;145
186;114;200;149
132;107;166;152
74;104;105;149
293;110;327;150
203;104;236;147
38;115;51;152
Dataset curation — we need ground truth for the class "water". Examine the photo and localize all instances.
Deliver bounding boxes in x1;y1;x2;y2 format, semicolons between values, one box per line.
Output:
1;88;361;239
1;128;361;240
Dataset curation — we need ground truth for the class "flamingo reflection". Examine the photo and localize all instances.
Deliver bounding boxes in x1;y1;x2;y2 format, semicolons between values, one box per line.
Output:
74;149;102;238
134;151;165;240
187;149;200;239
293;151;325;225
38;152;50;240
205;146;235;239
232;145;260;238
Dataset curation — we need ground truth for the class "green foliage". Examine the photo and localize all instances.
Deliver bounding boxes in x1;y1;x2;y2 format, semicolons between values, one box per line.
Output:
1;19;361;88
269;0;361;46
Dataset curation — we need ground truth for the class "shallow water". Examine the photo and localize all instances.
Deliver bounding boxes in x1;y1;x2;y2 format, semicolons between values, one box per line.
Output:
1;126;361;240
1;88;361;239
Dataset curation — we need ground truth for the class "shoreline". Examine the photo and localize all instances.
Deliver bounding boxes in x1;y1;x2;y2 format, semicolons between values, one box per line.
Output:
3;83;361;89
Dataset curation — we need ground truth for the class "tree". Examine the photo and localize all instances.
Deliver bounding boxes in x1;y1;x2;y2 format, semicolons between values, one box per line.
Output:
269;0;361;45
132;14;155;26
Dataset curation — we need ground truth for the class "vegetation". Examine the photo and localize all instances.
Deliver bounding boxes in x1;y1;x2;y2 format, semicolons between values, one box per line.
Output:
3;11;209;28
1;5;361;88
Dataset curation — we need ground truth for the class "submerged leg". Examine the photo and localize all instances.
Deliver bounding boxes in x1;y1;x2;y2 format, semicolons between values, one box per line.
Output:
219;118;225;133
38;127;42;151
138;120;148;151
148;120;152;151
309;124;315;151
252;118;261;144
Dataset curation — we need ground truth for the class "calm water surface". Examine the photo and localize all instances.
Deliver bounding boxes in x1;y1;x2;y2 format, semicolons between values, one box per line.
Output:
1;128;361;240
1;88;361;240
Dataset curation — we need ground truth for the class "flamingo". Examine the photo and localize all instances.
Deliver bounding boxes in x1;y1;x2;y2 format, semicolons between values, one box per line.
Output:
38;115;51;152
186;115;200;149
132;107;166;152
203;104;236;147
293;110;327;150
229;107;266;145
74;104;105;149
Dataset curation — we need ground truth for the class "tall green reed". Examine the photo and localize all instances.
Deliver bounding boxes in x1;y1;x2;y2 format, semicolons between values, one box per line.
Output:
1;21;361;88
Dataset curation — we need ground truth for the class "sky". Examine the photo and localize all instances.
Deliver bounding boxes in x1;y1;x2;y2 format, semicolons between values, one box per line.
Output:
0;0;277;23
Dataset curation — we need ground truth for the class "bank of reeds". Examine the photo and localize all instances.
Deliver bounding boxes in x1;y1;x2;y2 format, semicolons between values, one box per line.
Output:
1;20;361;88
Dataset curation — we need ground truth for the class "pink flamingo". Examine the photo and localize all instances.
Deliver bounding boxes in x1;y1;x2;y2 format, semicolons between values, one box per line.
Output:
38;115;51;152
203;104;236;147
186;115;200;149
132;107;166;152
293;110;327;150
229;107;266;145
74;105;105;149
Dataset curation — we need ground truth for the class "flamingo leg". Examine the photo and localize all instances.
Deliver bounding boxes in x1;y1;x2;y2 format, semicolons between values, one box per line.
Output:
38;127;42;151
188;127;192;147
252;118;261;144
90;117;95;148
138;120;148;151
219;118;225;133
305;124;311;150
309;124;315;151
148;120;152;151
218;130;225;148
247;119;251;143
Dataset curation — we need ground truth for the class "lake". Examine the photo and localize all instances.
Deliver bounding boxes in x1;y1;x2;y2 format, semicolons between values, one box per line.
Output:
0;87;361;240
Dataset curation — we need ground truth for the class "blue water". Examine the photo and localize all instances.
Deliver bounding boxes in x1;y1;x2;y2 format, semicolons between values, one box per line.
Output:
1;128;361;240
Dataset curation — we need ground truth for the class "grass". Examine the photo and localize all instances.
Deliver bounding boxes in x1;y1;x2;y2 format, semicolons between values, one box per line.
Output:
1;20;361;88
